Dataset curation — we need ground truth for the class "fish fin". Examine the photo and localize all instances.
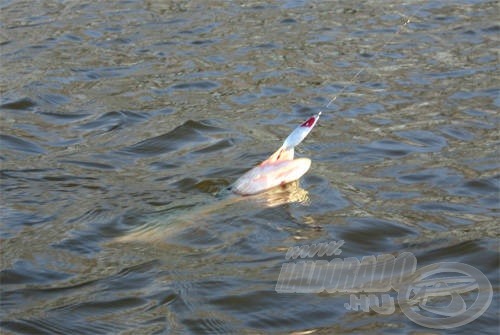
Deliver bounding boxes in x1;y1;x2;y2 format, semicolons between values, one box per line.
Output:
260;146;294;165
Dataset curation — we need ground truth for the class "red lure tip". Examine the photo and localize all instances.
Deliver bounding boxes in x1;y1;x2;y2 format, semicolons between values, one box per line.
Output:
301;116;316;128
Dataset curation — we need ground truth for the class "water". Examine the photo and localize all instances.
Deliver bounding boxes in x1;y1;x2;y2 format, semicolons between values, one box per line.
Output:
1;0;498;334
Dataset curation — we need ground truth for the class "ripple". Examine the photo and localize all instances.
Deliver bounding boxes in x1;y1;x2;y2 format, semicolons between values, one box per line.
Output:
0;134;45;155
396;167;462;187
451;176;500;208
184;315;236;334
0;205;54;237
170;81;219;91
360;140;416;158
462;178;500;195
38;93;70;106
191;39;214;45
37;111;91;124
413;201;484;215
395;130;448;152
260;85;291;96
191;138;234;154
379;191;421;200
231;92;259;105
119;120;225;157
339;217;418;253
344;102;385;116
53;208;119;254
0;260;72;285
70;64;144;81
280;18;297;24
439;125;475;141
59;160;116;171
1;316;124;334
0;97;37;110
77;110;148;132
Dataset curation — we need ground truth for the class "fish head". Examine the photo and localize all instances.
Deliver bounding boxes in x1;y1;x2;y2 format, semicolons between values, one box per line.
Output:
232;157;311;195
231;112;320;196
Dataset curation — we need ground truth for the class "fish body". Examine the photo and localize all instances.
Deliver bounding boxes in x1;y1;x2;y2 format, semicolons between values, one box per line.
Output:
113;113;320;244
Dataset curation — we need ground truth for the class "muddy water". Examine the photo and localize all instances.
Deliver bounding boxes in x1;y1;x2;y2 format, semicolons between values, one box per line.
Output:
1;1;498;334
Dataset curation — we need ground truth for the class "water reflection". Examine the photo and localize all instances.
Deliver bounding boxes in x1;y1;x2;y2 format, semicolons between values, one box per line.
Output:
113;181;310;246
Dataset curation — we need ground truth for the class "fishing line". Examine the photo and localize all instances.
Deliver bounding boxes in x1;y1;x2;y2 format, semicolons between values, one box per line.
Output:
323;2;425;111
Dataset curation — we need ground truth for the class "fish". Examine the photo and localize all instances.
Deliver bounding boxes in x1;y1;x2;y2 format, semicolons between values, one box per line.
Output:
230;112;321;195
112;113;320;245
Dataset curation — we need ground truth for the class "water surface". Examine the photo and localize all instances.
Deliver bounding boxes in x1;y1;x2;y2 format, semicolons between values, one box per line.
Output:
1;1;498;334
